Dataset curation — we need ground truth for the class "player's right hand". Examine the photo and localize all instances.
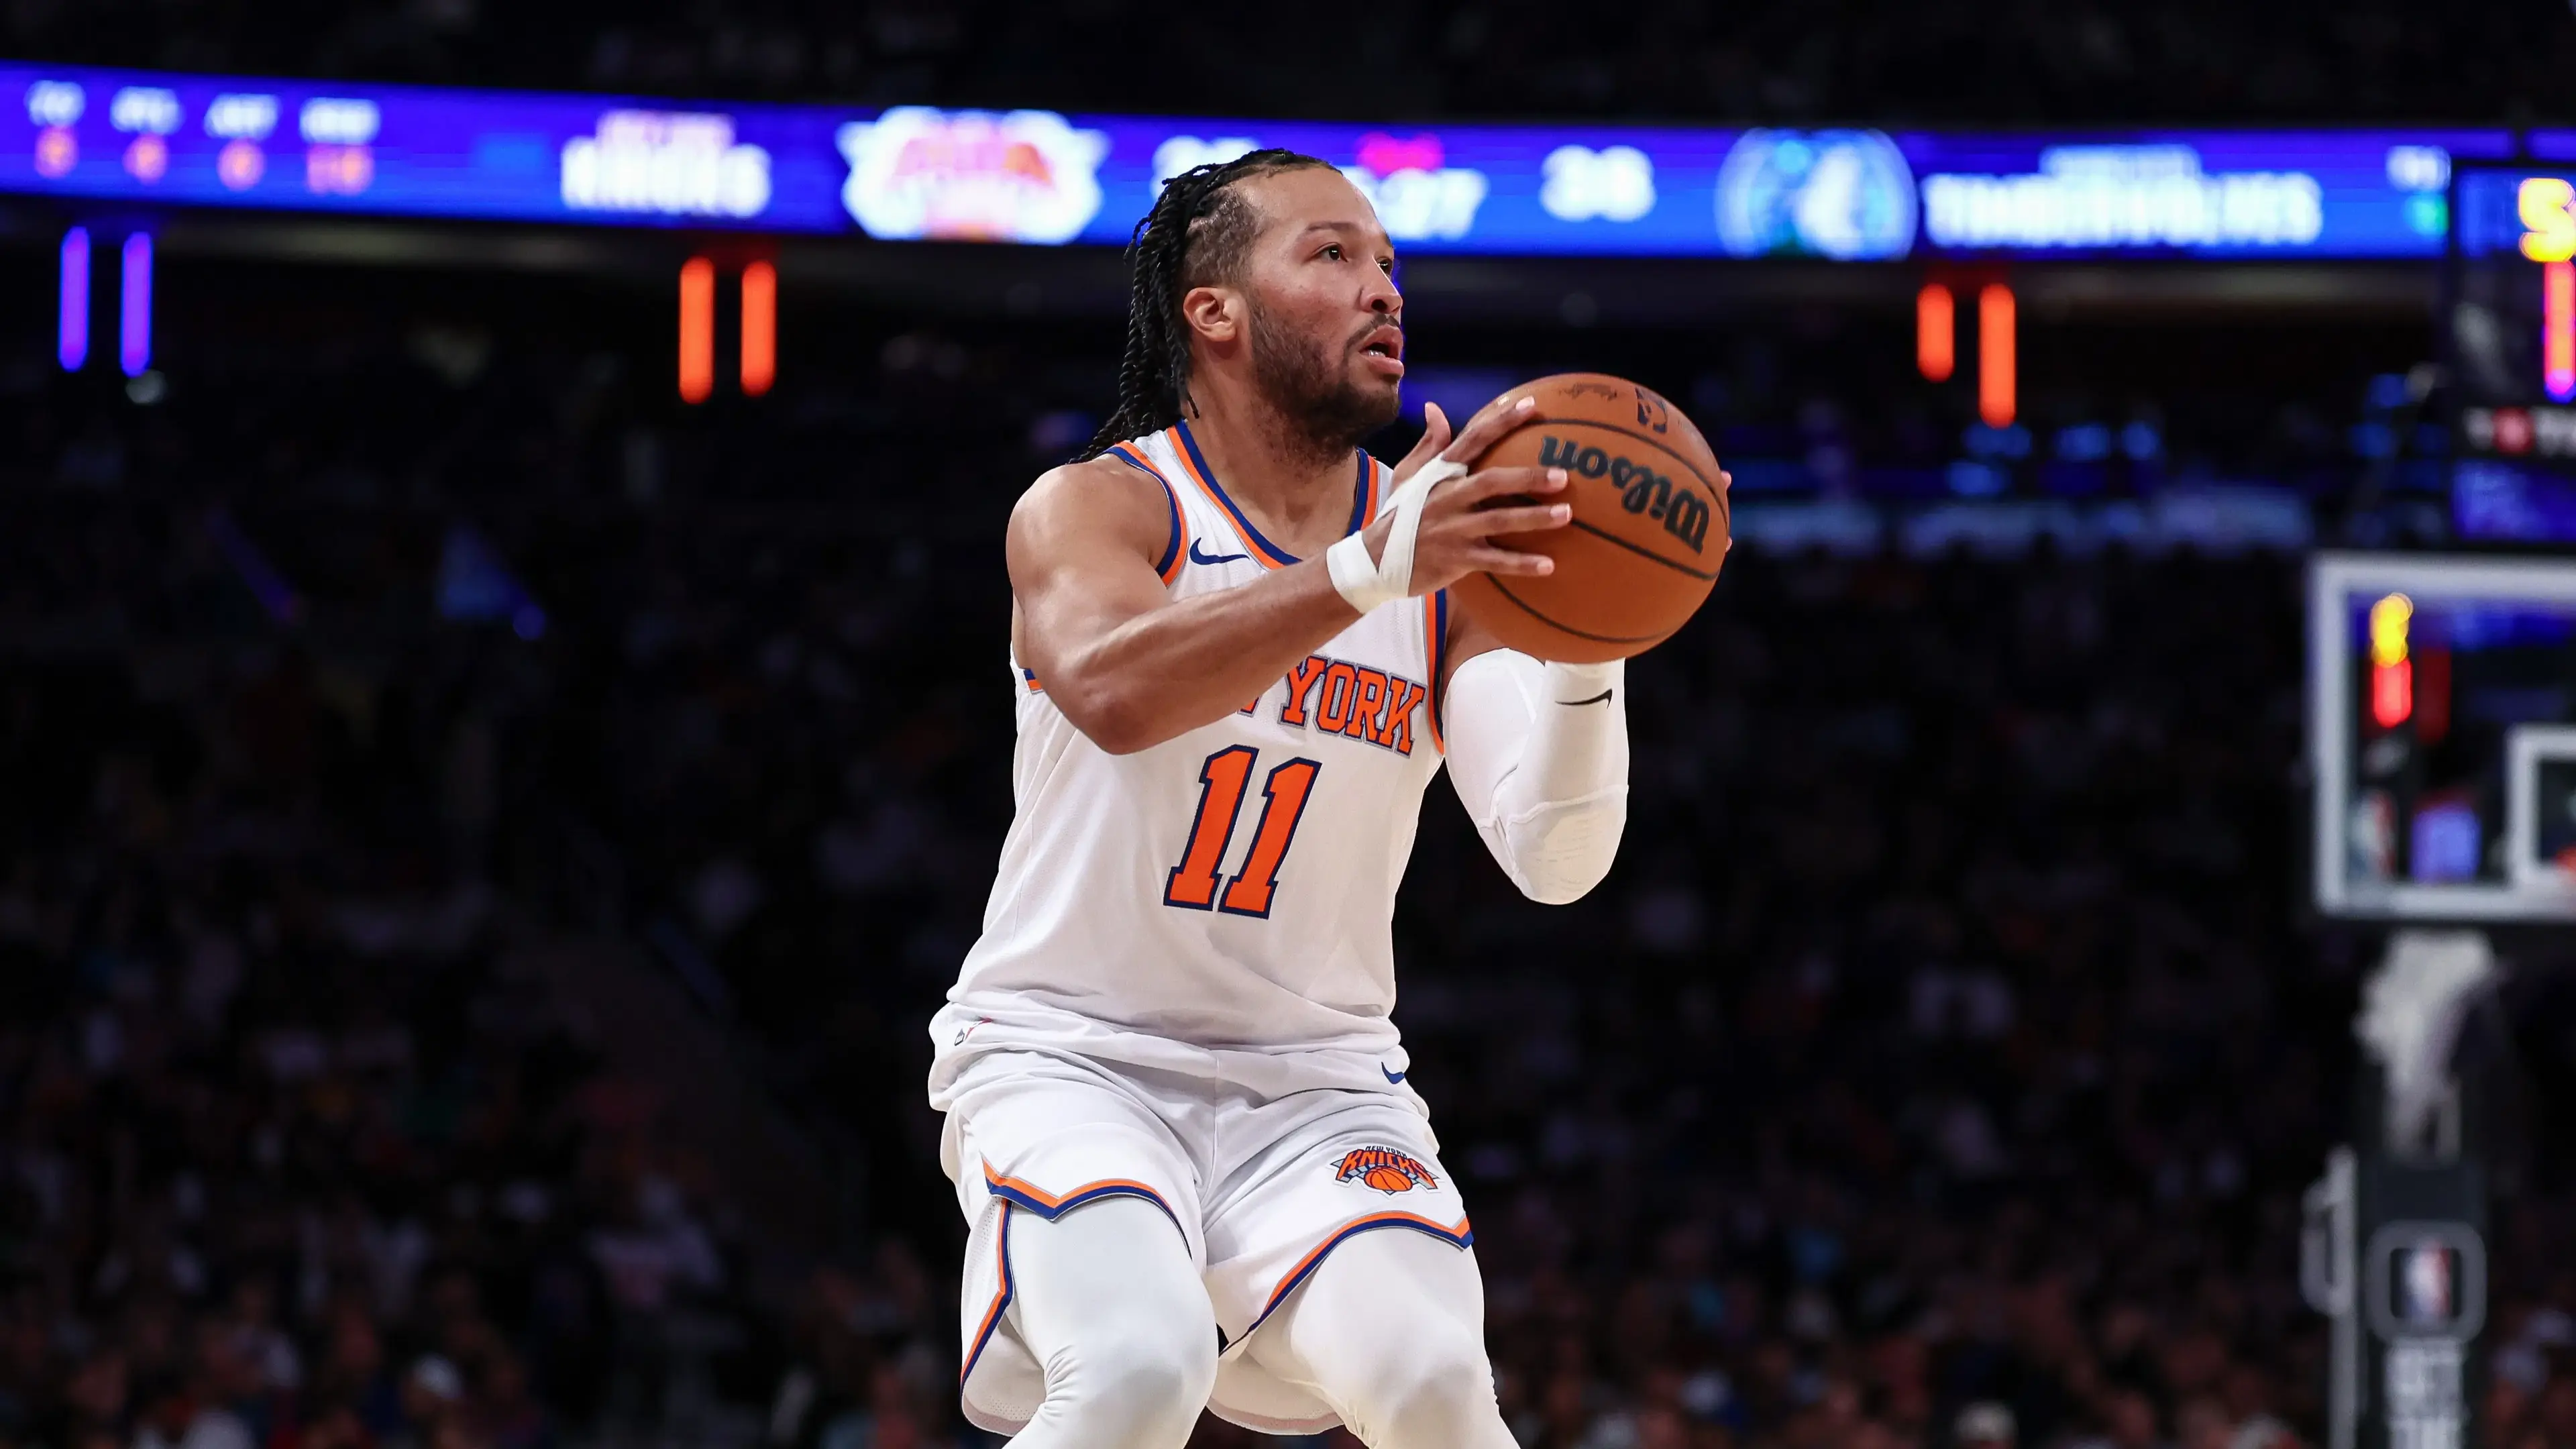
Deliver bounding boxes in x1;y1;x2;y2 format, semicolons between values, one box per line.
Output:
1372;395;1570;596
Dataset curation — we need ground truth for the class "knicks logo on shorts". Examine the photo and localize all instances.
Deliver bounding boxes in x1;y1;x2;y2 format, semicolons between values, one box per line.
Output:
1334;1146;1437;1195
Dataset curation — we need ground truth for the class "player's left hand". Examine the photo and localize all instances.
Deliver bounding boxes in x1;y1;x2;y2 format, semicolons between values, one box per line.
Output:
1361;396;1570;597
1389;393;1538;488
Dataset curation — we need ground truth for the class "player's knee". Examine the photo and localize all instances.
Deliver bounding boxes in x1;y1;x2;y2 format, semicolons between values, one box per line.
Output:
1089;1324;1215;1419
1350;1316;1499;1432
1051;1310;1216;1442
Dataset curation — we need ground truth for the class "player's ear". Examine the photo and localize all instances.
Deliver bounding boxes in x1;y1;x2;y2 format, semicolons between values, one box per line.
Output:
1179;284;1242;347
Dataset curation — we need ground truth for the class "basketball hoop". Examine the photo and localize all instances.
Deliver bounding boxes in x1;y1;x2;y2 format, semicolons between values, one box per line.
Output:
2308;557;2576;923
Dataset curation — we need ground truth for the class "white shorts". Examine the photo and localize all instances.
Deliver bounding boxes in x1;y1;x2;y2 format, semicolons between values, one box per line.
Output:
938;1048;1473;1437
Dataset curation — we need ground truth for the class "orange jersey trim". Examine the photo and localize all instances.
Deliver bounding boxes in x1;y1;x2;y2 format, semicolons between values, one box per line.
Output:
961;1202;1016;1385
981;1166;1178;1222
1165;423;1376;571
1166;425;1292;570
1247;1211;1474;1335
1106;443;1187;584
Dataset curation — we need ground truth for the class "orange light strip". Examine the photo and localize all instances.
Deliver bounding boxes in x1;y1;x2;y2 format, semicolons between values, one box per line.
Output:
678;256;715;404
2367;592;2413;730
1916;284;1954;382
1978;282;2016;427
740;261;776;397
2371;660;2414;729
2548;260;2575;402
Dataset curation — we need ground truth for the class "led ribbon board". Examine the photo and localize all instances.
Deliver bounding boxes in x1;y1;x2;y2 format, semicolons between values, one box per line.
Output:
2445;164;2576;543
0;62;2518;258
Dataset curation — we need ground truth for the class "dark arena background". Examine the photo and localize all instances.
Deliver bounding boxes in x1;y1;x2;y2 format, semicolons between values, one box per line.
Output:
9;6;2576;1449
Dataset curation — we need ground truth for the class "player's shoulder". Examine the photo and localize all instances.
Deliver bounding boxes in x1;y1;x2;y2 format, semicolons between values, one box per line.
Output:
1028;449;1157;496
1018;451;1169;517
1009;450;1177;555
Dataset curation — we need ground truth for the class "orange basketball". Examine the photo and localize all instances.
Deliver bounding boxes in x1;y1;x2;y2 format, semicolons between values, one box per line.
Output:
1447;374;1729;663
1362;1165;1415;1193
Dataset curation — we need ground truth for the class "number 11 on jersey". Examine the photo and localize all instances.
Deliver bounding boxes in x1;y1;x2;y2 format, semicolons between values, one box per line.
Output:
1163;746;1322;918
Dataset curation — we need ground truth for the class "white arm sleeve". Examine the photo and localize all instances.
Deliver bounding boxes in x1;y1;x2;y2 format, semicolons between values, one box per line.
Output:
1442;649;1629;905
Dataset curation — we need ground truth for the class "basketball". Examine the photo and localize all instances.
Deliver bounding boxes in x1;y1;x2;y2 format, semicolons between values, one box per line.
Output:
1447;373;1729;663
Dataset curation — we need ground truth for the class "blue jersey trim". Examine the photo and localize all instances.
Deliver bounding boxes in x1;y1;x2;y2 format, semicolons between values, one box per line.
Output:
960;1203;1016;1386
1107;443;1185;582
1243;1214;1474;1338
983;1171;1183;1231
1173;421;1373;568
1427;588;1451;753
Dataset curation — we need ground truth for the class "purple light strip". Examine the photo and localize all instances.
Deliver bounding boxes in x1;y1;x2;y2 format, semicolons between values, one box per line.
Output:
204;507;304;623
57;227;87;370
119;231;152;376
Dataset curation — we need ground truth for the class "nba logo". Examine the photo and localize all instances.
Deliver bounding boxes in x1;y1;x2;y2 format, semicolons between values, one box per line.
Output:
2366;1222;2485;1344
2399;1240;2456;1328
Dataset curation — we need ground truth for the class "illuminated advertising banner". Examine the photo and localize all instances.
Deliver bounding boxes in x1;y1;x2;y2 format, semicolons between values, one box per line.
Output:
1900;130;2506;258
1;65;858;229
0;62;2522;260
1071;119;1764;254
2443;165;2576;543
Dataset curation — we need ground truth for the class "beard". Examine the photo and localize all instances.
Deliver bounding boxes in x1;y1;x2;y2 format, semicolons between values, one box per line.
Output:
1246;300;1401;461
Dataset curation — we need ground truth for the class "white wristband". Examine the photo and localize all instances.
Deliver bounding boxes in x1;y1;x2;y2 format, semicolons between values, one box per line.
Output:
1326;458;1465;614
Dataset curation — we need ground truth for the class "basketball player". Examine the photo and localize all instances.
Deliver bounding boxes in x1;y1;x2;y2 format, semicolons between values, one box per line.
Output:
932;150;1709;1447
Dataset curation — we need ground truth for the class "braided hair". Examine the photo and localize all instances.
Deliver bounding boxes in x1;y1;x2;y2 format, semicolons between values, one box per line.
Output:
1079;148;1336;460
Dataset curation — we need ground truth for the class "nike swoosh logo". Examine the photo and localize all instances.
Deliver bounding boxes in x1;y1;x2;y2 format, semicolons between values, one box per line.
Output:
1189;541;1249;566
1381;1065;1407;1083
1561;690;1615;707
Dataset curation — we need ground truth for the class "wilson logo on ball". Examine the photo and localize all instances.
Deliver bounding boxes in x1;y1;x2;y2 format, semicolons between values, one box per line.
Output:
1333;1146;1438;1194
1537;435;1713;553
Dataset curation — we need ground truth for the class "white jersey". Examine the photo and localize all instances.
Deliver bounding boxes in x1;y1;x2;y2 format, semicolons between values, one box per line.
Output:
930;421;1451;1106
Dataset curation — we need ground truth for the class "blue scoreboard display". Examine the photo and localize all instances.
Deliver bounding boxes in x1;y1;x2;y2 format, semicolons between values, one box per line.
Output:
1900;129;2490;259
0;61;2522;261
1;67;859;231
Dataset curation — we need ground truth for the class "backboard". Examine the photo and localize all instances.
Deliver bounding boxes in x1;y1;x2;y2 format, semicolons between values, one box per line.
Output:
2310;552;2576;922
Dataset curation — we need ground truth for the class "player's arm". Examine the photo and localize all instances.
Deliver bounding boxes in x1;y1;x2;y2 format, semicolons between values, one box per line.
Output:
1436;609;1631;905
1434;440;1726;906
1010;402;1566;756
1440;444;1735;901
1008;458;1351;754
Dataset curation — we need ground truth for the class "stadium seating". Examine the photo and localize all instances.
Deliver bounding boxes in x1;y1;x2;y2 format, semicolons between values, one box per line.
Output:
0;0;2567;124
3;275;2572;1449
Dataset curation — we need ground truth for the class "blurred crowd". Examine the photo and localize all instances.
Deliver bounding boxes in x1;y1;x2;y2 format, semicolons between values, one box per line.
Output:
0;535;786;1449
4;264;2576;1449
1;0;2572;123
